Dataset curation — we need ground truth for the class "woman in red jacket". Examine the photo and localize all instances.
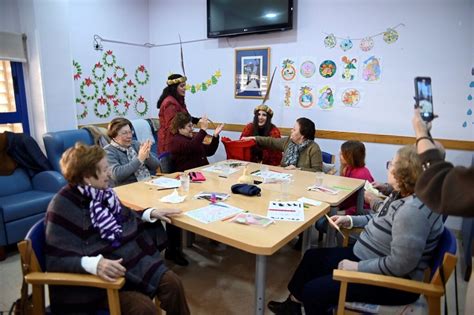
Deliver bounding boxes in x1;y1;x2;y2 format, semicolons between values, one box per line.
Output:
157;74;200;154
240;105;282;165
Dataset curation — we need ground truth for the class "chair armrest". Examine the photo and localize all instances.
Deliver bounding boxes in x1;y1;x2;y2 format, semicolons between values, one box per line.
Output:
341;228;364;247
333;269;444;297
32;171;67;193
25;272;125;289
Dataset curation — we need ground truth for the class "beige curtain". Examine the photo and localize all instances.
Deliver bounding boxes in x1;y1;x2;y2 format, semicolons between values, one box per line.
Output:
0;32;27;62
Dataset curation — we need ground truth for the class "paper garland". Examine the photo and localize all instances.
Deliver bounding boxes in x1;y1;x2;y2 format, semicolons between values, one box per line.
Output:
102;50;116;67
92;62;106;81
76;97;88;120
80;78;99;101
185;70;221;94
94;96;112;119
73;60;82;80
123;79;138;100
134;96;149;117
135;65;149;85
114;65;127;82
323;24;404;52
112;98;130;116
102;77;119;99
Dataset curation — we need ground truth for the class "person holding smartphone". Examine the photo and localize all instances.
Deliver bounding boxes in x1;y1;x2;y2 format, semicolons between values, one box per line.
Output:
412;108;474;217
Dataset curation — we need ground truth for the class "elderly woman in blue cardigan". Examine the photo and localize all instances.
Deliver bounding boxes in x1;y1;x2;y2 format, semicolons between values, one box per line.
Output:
45;143;190;314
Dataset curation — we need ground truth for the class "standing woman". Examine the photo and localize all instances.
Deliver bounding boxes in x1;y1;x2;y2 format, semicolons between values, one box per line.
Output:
240;104;282;166
157;74;200;154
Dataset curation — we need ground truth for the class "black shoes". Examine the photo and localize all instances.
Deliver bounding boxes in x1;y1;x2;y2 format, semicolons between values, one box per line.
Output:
268;296;302;315
164;249;189;266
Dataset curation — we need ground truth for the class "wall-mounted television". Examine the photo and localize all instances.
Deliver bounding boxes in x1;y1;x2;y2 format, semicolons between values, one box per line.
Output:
207;0;294;38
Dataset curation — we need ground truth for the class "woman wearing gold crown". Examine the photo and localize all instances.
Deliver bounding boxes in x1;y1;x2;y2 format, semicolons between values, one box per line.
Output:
157;74;200;154
240;104;282;166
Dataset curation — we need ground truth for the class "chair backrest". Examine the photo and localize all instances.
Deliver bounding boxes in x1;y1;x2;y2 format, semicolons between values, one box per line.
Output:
429;227;457;280
158;152;175;174
322;151;336;164
24;219;46;272
43;129;94;172
0;168;32;196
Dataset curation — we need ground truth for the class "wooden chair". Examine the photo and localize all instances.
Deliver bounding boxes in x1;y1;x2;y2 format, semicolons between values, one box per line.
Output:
333;227;457;315
18;219;162;315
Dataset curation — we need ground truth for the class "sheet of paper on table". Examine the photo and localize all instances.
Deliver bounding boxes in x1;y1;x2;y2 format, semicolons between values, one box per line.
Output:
185;203;244;224
146;177;181;188
267;201;304;221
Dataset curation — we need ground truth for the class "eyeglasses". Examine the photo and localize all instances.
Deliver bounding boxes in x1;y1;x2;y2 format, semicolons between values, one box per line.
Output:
386;161;393;169
118;130;134;136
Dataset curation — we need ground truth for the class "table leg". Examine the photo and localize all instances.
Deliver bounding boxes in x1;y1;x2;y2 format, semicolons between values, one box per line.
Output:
185;231;195;247
325;206;338;247
255;255;267;315
356;187;364;214
301;228;311;257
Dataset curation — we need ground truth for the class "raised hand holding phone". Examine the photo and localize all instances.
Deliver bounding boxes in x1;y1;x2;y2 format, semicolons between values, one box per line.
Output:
414;77;434;122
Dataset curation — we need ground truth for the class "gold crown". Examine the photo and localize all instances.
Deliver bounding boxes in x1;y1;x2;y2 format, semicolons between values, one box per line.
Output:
166;76;187;86
254;104;273;118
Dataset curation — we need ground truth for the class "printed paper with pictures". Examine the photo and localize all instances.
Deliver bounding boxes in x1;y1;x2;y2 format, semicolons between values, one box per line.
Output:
299;85;316;109
340;56;359;82
317;85;335;110
362;56;381;83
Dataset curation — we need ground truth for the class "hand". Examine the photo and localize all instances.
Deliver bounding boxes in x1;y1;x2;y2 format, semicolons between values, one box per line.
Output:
331;215;351;228
214;123;225;137
200;116;209;130
364;191;378;204
284;165;298;170
97;258;126;282
338;259;358;271
151;208;182;223
241;136;256;141
138;140;151;162
412;108;432;138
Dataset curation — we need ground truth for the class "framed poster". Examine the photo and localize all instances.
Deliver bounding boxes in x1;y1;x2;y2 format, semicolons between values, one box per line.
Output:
234;47;270;99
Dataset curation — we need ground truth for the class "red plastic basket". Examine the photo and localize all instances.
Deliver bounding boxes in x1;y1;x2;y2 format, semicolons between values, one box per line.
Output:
221;137;256;161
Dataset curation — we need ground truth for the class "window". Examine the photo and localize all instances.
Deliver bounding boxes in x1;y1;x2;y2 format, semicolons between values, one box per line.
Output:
0;60;29;134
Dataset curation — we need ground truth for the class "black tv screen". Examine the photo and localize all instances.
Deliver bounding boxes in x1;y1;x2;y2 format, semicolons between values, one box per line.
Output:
207;0;293;38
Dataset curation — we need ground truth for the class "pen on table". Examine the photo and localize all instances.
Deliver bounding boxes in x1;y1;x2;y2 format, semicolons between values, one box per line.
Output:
331;185;352;191
250;170;259;175
210;203;229;208
149;187;177;191
270;169;283;173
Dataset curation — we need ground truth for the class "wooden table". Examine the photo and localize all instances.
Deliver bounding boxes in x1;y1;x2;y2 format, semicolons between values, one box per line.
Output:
221;162;366;247
114;161;330;315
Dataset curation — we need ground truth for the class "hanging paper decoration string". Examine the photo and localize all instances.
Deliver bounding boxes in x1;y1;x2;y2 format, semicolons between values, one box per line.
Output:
324;34;336;48
340;39;353;52
94;96;112;119
135;65;150;85
281;59;296;81
383;28;399;44
319;60;336;78
114;65;127;82
185;70;222;94
80;77;99;101
92;62;106;81
76;97;88;120
102;77;119;99
102;50;116;67
123;79;138;101
360;37;374;52
134;96;148;117
73;60;82;80
112;98;130;116
322;23;404;52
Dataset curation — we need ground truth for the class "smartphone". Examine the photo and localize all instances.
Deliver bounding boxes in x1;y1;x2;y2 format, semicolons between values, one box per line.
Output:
414;77;434;122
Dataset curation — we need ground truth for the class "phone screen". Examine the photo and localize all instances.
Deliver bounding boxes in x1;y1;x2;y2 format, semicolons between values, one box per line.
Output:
415;77;434;122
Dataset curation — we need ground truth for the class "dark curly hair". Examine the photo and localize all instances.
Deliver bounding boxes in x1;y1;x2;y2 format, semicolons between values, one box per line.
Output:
156;74;186;109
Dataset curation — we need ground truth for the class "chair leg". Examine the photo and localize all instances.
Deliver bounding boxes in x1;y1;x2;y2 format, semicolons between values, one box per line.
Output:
154;298;162;315
0;245;5;261
106;288;121;315
32;284;45;315
426;296;441;315
337;282;348;315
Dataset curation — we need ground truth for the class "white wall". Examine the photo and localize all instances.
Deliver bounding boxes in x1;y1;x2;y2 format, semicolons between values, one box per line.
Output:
69;0;152;125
